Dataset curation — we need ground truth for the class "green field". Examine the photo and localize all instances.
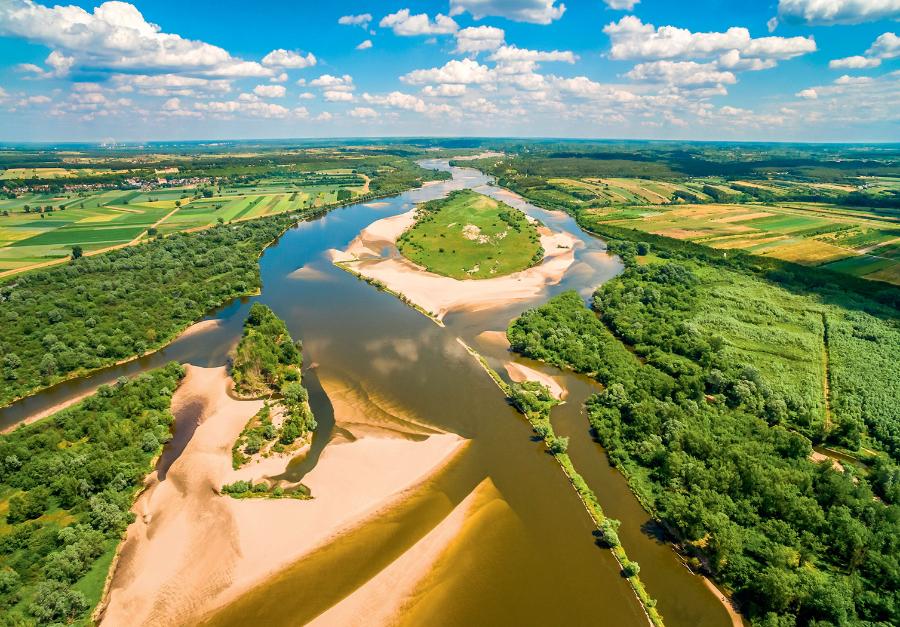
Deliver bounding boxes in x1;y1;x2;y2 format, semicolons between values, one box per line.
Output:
581;202;900;285
0;176;365;274
397;189;543;279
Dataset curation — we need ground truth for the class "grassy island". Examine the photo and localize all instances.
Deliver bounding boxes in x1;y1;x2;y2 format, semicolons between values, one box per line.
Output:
230;303;315;469
0;362;185;625
397;189;543;279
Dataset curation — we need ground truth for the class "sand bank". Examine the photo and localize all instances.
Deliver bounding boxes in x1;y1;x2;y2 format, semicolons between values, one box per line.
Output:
475;330;511;351
504;361;567;400
333;210;577;322
307;478;501;626
288;263;332;281
100;365;466;626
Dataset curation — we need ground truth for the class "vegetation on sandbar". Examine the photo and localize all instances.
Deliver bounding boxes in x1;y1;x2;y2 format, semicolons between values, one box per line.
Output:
230;303;315;469
397;189;543;279
0;362;184;625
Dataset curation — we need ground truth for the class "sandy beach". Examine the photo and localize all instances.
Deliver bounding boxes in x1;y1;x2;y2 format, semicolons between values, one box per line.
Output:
332;209;577;321
504;361;567;400
99;365;467;626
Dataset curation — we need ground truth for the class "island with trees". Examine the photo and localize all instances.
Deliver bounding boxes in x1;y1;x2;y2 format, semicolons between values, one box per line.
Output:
229;303;316;477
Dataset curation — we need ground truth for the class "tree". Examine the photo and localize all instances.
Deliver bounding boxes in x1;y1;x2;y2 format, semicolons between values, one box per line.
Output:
71;245;83;260
548;435;569;455
28;580;89;623
622;560;641;578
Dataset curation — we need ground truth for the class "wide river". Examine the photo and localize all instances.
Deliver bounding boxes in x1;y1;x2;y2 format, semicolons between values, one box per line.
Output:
0;161;731;627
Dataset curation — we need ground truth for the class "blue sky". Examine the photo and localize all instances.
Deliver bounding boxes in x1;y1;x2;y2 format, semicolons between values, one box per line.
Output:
0;0;897;142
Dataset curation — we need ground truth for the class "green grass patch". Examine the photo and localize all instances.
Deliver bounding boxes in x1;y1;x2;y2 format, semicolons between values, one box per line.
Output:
397;189;543;279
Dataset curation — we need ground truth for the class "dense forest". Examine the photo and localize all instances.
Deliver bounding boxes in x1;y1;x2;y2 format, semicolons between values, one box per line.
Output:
508;246;900;624
0;214;298;407
0;362;184;625
231;303;315;464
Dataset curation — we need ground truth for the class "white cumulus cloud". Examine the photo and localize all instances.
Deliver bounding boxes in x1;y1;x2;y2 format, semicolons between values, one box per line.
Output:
349;106;378;118
0;0;273;77
380;9;458;36
338;13;372;28
778;0;900;25
261;49;316;69
357;39;373;50
455;26;505;54
449;0;566;24
253;84;286;98
401;58;493;85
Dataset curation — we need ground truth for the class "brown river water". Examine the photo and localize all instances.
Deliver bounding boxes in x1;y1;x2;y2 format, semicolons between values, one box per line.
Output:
0;161;730;627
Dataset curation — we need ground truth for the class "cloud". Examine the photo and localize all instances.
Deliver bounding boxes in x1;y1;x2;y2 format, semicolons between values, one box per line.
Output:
449;0;566;24
110;74;231;97
338;13;372;28
828;32;899;70
604;16;815;63
363;91;428;112
324;90;354;102
111;73;232;96
15;50;74;79
0;0;273;77
869;32;900;58
626;60;737;86
422;84;467;97
253;84;286;98
349;106;378;118
797;88;818;99
380;9;458;36
829;55;881;69
455;26;505;54
777;0;900;25
767;17;779;32
310;74;354;91
298;92;315;100
489;45;577;64
834;74;873;84
193;99;307;119
604;0;639;9
315;111;333;121
270;72;288;83
401;58;493;85
357;39;373;50
261;49;316;69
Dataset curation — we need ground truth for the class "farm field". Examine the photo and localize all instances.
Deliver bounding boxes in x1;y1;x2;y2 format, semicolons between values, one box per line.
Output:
0;175;366;274
397;189;543;279
582;201;900;285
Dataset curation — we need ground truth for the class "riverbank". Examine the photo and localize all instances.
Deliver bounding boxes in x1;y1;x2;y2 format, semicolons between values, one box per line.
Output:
99;364;468;626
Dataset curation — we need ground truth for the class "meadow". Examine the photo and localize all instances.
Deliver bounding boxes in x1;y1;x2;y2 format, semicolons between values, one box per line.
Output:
397;189;543;279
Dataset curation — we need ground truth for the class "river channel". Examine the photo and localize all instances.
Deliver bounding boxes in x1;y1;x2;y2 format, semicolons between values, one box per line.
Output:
0;160;731;627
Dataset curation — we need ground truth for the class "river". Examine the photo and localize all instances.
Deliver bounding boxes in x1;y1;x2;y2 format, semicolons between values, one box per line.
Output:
0;160;731;627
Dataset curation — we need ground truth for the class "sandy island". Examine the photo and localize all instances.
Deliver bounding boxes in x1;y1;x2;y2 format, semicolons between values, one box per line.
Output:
331;209;577;321
99;365;467;626
504;361;567;401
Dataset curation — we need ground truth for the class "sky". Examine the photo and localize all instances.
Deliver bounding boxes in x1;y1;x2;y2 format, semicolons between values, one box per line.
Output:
0;0;898;143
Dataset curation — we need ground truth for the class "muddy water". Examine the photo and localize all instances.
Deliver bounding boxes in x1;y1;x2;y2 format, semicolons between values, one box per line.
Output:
1;161;730;626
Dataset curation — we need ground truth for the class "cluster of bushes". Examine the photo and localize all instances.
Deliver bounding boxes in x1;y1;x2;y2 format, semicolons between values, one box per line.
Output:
220;480;307;500
0;362;184;624
508;273;900;624
230;304;316;456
